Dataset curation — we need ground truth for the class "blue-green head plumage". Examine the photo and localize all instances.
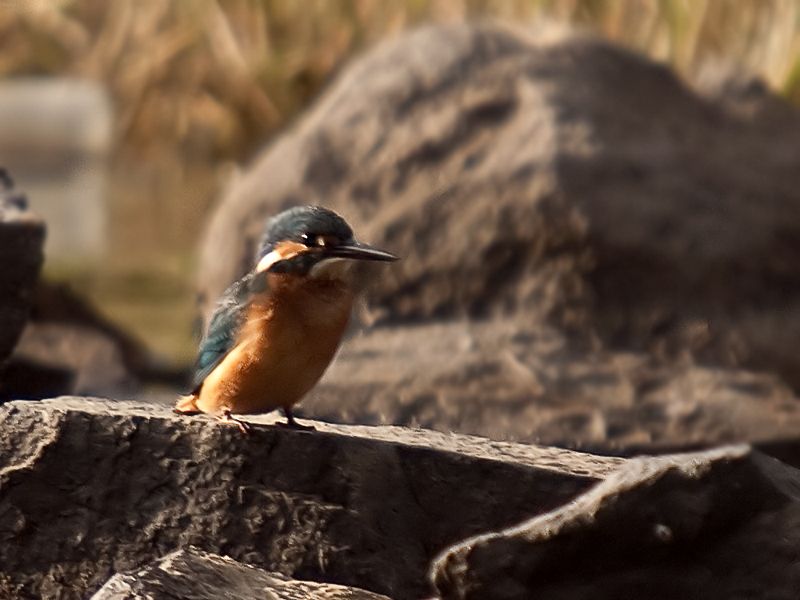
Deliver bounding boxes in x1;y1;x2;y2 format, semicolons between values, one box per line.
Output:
258;206;353;255
255;205;397;275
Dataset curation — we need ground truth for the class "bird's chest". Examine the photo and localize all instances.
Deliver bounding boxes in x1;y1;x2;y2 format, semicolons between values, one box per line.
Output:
195;277;354;415
238;279;353;386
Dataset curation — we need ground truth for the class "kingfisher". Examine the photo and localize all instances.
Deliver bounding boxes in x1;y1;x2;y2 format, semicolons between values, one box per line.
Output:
175;206;398;433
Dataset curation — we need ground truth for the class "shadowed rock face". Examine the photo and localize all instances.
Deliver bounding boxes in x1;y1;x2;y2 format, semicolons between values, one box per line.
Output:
432;445;800;600
0;397;620;599
2;281;190;401
305;321;800;452
92;548;391;600
0;170;44;372
4;282;179;400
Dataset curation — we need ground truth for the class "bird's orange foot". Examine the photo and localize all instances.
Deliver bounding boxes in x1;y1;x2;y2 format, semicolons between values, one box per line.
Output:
278;408;315;431
218;409;252;435
174;394;201;415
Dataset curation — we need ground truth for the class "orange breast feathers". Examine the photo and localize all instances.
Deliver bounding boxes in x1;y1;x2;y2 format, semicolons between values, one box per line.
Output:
192;273;354;416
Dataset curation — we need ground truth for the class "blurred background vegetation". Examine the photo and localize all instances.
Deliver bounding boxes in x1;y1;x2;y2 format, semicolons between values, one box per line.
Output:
1;0;799;365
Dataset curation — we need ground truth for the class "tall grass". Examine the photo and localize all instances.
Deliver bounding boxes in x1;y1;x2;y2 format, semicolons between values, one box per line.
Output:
1;0;798;164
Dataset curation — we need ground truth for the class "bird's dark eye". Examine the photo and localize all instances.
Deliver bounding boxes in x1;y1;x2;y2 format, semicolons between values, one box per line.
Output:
301;233;319;246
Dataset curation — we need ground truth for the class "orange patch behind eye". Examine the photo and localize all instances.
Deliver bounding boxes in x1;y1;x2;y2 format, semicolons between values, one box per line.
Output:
274;240;310;259
256;241;311;272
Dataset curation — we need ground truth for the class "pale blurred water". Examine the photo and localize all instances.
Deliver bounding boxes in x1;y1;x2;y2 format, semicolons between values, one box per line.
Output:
0;77;112;263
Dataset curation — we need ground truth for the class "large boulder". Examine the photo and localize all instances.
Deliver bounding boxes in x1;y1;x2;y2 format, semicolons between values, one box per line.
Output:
0;397;620;599
0;169;44;370
432;445;800;599
199;22;800;390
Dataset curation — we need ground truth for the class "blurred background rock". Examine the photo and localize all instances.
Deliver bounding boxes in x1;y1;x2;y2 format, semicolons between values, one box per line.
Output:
1;0;799;368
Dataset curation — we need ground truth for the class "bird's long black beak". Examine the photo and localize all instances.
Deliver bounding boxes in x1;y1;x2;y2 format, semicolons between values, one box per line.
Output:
324;241;398;262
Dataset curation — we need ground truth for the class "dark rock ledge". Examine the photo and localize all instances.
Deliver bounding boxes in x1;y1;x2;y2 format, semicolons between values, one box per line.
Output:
432;444;800;600
0;397;620;599
0;169;44;370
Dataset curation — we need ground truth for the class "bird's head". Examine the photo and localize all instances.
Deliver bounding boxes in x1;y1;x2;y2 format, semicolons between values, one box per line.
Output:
254;206;397;280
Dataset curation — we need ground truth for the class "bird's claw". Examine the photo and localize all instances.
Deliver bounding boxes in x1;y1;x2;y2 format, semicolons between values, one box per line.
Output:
277;420;316;432
218;410;252;435
279;408;315;431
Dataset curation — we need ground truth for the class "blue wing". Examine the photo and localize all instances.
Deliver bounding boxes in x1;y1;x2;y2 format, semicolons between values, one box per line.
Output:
191;273;259;390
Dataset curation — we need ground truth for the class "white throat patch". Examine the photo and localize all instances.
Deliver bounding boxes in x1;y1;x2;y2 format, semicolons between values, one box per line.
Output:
309;257;352;281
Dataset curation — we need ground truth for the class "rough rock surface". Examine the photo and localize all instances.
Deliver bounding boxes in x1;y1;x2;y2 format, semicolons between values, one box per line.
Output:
432;445;800;600
306;321;800;452
199;22;800;398
0;169;44;369
93;547;390;600
0;397;620;599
